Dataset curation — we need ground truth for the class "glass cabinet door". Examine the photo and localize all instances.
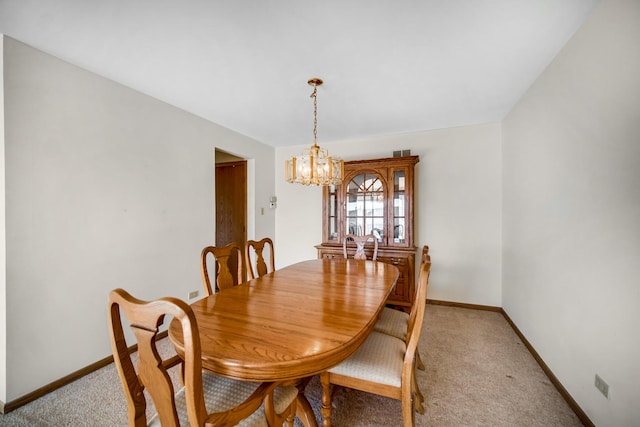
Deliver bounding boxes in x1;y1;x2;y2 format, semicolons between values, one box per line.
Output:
392;169;406;244
321;155;417;248
345;173;384;242
327;185;339;242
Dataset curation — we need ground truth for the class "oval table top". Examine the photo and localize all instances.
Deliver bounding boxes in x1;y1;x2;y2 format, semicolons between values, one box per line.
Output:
169;258;399;382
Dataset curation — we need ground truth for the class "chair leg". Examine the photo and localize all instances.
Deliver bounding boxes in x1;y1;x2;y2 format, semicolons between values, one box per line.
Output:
416;351;425;371
402;386;416;427
319;372;333;427
412;367;425;414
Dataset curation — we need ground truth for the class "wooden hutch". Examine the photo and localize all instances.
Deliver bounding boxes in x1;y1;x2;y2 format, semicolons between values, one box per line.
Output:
316;155;419;311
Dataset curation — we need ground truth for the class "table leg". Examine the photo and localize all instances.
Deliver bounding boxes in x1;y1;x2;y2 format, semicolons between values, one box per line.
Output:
295;392;318;427
288;377;318;427
319;372;332;427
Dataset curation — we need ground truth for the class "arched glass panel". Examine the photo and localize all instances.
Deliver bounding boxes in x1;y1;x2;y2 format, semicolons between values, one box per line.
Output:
345;173;384;241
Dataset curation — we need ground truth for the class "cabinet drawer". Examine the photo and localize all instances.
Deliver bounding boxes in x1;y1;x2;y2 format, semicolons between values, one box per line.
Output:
321;252;342;260
378;256;407;268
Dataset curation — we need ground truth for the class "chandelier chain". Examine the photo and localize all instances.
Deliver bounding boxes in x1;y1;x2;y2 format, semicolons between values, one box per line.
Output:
311;85;318;146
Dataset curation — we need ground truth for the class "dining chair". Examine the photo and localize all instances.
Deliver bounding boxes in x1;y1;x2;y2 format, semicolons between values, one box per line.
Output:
421;245;430;265
320;259;432;427
373;245;430;413
108;288;297;427
246;237;275;280
201;242;245;296
343;233;379;260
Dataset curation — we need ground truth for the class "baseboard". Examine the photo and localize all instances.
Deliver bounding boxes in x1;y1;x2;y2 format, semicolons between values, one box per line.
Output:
1;330;168;414
427;299;593;427
500;309;594;427
426;298;502;312
3;306;594;426
2;354;115;414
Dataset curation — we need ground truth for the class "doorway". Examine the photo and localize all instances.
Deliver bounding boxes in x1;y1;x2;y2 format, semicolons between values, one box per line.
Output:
215;150;247;283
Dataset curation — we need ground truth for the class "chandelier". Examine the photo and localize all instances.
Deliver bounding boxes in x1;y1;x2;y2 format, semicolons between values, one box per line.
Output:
285;78;344;186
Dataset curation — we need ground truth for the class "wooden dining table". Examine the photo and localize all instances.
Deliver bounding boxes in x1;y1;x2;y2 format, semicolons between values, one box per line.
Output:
168;257;399;427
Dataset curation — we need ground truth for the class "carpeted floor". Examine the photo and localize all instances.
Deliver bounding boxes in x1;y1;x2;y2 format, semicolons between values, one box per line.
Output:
0;304;583;426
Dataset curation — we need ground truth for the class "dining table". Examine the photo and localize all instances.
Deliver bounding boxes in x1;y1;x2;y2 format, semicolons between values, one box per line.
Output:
168;257;399;427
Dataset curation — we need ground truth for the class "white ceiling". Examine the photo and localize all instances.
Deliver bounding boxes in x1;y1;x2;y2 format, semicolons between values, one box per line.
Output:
0;0;597;147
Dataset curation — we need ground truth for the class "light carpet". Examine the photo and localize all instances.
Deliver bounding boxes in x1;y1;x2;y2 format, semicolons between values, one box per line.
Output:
0;304;583;426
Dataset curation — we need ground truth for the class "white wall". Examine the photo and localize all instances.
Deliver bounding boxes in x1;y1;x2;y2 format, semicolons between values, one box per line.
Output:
1;36;275;403
0;34;7;405
502;0;640;425
276;123;502;307
5;5;636;424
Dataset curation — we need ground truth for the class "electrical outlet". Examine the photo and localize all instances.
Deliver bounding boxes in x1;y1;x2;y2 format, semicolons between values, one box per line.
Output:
188;290;199;300
595;374;609;398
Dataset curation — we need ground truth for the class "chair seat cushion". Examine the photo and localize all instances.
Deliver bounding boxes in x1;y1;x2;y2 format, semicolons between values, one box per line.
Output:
374;307;409;340
148;372;298;427
328;331;406;388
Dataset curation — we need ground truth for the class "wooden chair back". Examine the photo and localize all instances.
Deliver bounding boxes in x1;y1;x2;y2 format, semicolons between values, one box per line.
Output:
343;234;379;260
246;237;275;280
201;242;245;296
421;245;430;264
320;260;431;427
400;259;431;426
406;259;431;350
408;244;431;341
108;288;207;426
109;288;295;426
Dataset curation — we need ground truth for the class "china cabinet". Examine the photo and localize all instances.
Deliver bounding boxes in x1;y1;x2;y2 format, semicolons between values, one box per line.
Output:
316;155;419;311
